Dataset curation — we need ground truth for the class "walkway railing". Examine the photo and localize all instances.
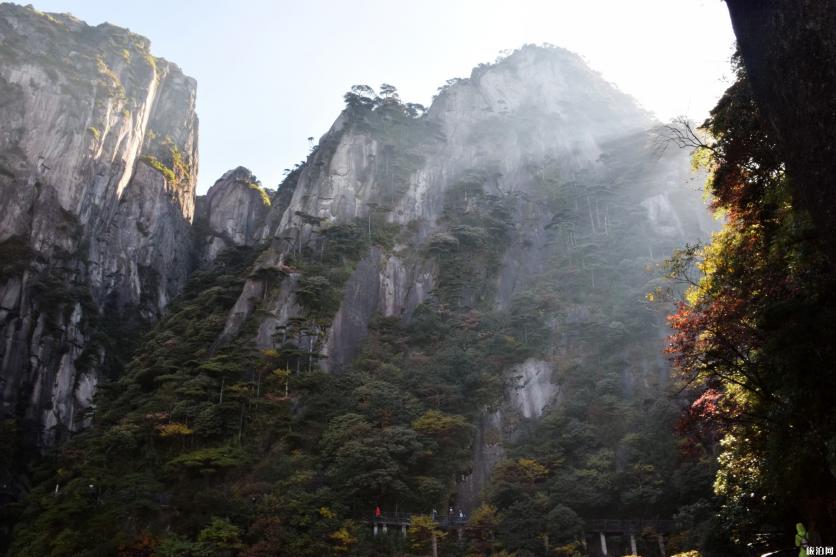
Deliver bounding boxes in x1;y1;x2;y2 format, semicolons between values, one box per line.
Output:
367;513;676;557
371;512;468;528
368;513;672;533
585;518;675;533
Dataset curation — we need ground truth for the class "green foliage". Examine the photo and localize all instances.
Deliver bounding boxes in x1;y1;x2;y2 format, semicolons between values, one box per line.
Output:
295;271;347;322
155;534;194;557
8;247;280;555
140;155;176;182
195;516;242;556
165;446;243;477
429;173;515;306
340;83;439;207
470;129;721;554
143;51;157;72
95;55;125;98
0;236;37;280
412;410;470;443
7;239;454;555
291;218;401;325
140;134;192;187
28;268;98;328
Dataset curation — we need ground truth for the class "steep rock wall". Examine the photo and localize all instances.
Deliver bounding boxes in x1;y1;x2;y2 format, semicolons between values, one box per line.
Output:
0;4;197;449
247;47;665;374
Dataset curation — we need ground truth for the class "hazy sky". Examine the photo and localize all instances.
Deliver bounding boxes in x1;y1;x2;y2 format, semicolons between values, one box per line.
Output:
30;0;736;193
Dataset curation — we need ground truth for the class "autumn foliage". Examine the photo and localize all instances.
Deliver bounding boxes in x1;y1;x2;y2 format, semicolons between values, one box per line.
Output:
665;61;836;542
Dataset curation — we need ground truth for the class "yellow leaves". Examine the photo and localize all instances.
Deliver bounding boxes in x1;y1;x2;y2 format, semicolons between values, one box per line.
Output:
318;506;336;519
155;422;193;438
685;285;702;307
407;515;446;552
412;409;468;437
494;457;549;487
226;383;250;396
671;550;703;557
468;503;499;528
713;428;763;500
683;234;726;306
272;368;290;381
144;411;170;422
502;334;521;347
516;458;548;483
691;144;715;172
328;526;356;552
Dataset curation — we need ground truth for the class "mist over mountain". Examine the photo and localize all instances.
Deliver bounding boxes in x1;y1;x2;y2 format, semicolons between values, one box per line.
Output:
5;2;834;556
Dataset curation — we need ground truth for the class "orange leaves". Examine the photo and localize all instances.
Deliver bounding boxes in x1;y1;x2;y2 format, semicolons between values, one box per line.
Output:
691;388;723;419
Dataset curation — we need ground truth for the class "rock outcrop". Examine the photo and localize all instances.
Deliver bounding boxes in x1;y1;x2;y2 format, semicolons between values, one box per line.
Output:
194;167;272;264
0;4;197;450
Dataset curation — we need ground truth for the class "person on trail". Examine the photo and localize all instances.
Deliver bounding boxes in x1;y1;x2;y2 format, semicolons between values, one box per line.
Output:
375;505;381;520
432;508;437;520
458;509;464;521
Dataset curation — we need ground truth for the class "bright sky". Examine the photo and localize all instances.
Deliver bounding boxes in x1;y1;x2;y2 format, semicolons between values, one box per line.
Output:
30;0;736;193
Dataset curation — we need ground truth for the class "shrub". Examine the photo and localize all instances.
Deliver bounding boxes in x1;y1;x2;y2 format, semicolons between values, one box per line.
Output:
140;155;176;183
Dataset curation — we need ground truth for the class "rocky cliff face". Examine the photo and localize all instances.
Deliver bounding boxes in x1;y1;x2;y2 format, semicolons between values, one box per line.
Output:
276;48;652;234
217;45;715;510
239;46;710;375
0;3;198;450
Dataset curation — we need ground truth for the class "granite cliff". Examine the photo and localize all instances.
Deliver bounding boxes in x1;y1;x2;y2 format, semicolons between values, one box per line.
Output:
0;3;199;453
0;5;263;498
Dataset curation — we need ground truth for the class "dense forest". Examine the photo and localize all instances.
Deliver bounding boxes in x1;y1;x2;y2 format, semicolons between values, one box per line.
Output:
1;2;835;556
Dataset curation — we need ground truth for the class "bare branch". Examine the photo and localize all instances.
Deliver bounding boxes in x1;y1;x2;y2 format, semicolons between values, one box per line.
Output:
653;116;715;157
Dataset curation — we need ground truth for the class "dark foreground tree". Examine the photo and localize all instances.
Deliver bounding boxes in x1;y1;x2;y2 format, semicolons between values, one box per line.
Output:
666;60;836;547
724;0;836;268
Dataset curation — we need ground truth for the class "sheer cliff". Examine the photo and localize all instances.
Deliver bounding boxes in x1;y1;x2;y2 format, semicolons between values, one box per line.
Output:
0;3;200;454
